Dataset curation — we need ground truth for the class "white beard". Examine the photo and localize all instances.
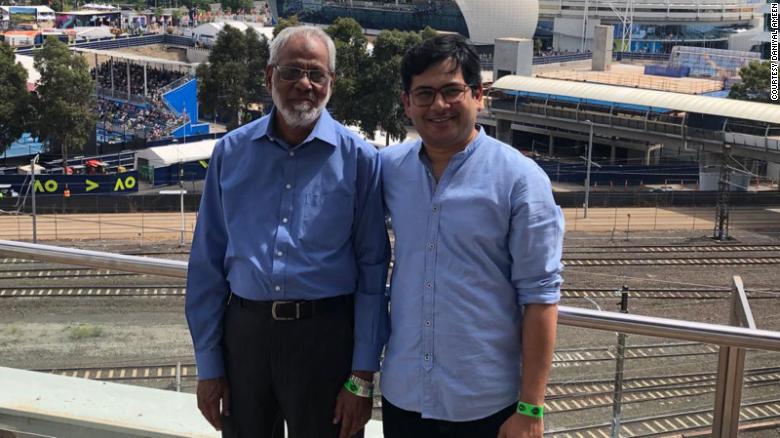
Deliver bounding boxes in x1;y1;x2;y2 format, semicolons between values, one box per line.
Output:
272;85;331;129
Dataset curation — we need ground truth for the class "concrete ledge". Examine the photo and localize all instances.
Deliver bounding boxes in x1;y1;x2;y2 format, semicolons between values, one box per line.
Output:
0;367;217;438
0;367;385;438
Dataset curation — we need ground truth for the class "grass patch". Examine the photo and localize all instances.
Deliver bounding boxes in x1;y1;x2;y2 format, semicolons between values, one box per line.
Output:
68;324;104;341
5;325;20;336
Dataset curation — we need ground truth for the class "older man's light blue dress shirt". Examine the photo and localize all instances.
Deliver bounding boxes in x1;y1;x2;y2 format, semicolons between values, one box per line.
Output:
185;109;390;380
379;128;564;421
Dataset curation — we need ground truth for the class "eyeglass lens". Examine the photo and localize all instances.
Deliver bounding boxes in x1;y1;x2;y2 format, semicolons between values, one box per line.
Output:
277;66;328;84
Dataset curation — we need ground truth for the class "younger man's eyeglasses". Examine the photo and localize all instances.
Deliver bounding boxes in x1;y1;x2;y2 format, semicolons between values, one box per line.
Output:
409;83;477;107
275;65;331;85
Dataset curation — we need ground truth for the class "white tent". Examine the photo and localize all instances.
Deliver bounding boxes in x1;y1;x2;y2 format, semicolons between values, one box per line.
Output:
191;20;274;46
134;139;217;169
15;54;40;89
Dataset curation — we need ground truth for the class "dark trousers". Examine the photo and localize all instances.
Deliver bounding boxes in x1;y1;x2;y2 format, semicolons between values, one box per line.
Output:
382;397;516;438
221;296;354;438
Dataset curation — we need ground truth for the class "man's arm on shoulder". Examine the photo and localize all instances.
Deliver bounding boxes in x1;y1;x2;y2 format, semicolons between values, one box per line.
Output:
185;139;231;381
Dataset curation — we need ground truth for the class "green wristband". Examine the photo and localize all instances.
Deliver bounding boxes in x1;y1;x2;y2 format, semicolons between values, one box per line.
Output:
516;401;544;418
344;378;373;398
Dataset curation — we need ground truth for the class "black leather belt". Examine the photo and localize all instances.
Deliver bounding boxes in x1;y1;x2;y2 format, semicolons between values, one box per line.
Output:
232;294;351;321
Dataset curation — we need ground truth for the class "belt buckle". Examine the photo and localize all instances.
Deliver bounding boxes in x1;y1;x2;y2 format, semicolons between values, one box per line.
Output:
272;301;299;321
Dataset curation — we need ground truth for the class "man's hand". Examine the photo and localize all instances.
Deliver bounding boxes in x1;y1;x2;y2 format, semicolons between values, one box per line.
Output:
332;372;373;438
497;413;543;438
196;377;230;431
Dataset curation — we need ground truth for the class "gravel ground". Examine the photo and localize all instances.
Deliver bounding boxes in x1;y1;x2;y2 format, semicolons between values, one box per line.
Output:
1;229;779;435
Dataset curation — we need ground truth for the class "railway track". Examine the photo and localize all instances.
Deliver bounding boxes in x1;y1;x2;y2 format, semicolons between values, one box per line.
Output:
546;366;780;412
561;287;778;299
0;268;143;280
563;256;780;267
547;398;780;437
0;285;185;297
36;343;719;381
563;244;780;254
4;285;776;299
552;342;717;368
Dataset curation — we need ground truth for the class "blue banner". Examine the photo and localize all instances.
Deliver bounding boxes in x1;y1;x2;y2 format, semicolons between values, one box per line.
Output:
0;172;140;195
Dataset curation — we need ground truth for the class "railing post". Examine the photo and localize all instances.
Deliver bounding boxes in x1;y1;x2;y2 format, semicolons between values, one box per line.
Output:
712;276;756;437
611;286;629;438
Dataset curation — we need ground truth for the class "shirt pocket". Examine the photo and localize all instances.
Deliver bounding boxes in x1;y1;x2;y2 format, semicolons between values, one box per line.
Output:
299;188;355;250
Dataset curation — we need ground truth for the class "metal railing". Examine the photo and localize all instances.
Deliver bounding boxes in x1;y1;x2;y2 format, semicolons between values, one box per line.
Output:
1;239;780;436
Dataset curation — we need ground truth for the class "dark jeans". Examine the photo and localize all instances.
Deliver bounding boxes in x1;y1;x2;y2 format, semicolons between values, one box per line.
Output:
382;397;516;438
220;295;354;438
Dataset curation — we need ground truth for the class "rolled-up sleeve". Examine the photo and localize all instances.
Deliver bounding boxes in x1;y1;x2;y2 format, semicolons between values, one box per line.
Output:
351;145;391;372
509;166;564;306
185;140;230;380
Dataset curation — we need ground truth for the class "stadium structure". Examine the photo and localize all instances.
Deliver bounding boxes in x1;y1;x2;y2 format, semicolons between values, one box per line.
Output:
267;1;766;54
267;0;538;43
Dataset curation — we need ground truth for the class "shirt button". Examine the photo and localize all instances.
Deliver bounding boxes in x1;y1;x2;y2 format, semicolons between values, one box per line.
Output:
276;251;284;257
289;151;295;157
282;218;289;223
274;286;281;292
427;242;435;250
425;320;431;327
285;184;292;190
424;354;430;361
432;206;439;212
425;282;432;289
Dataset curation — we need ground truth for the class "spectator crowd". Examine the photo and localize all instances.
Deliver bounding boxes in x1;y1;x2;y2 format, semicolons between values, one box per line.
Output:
92;61;186;97
96;97;190;141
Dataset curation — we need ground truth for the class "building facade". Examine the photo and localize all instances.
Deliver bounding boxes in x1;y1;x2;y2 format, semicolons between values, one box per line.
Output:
267;0;538;43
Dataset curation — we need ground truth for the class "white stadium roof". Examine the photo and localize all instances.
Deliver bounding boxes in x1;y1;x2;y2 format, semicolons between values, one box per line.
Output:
492;76;780;125
454;0;538;43
135;139;217;168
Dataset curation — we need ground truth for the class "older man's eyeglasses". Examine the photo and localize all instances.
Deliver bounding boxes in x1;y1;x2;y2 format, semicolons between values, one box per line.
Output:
409;83;476;107
275;65;331;85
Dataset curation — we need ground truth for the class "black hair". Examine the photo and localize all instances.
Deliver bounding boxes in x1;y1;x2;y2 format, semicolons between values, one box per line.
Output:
401;34;481;94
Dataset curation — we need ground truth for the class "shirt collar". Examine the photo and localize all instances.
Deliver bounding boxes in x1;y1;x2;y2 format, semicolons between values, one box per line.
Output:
413;125;486;164
251;107;338;148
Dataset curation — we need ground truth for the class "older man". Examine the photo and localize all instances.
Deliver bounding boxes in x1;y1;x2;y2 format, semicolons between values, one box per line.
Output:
185;26;389;438
380;34;564;437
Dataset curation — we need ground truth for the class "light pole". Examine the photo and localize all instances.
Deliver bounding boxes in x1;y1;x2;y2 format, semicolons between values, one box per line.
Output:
30;155;40;243
584;120;594;219
160;189;187;245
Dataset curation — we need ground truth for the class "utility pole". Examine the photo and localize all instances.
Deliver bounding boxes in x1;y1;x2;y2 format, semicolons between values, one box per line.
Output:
611;285;630;437
584;120;594;218
714;144;731;241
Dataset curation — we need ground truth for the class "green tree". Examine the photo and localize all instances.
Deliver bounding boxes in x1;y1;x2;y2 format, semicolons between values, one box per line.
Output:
326;17;368;126
420;26;438;41
729;61;774;104
273;15;300;37
358;29;421;145
32;37;95;171
197;25;270;129
245;27;270;104
0;44;30;153
222;0;253;13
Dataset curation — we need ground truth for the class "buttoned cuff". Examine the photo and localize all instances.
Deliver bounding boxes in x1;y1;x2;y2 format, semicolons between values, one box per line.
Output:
195;349;225;380
352;340;381;372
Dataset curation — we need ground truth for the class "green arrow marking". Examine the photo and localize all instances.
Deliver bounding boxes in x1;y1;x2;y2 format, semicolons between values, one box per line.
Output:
85;180;99;192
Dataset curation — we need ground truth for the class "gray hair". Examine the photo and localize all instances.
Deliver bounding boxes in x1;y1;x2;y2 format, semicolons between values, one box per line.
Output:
269;25;337;72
